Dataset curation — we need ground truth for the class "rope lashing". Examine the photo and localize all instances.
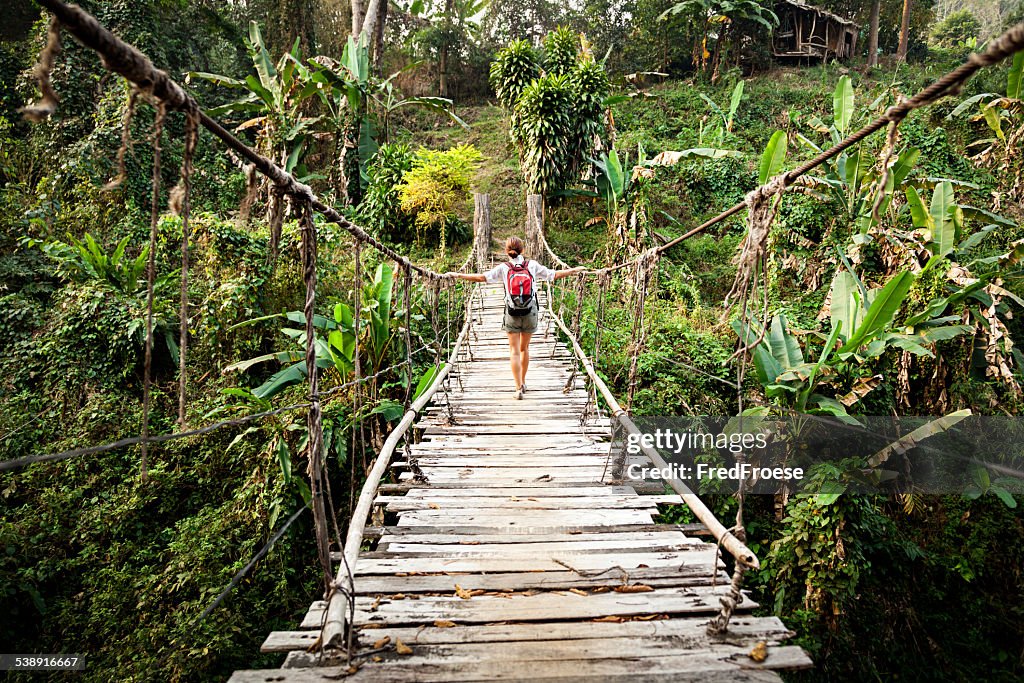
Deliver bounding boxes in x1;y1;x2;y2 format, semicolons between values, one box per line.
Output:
562;274;589;393
708;447;751;635
267;186;286;269
104;87;138;191
626;247;660;410
352;238;365;500
20;16;62;122
726;175;787;310
139;101;167;483
299;202;334;592
170;104;200;427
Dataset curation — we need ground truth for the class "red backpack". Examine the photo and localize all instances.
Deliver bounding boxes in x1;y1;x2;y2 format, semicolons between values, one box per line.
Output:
505;260;535;316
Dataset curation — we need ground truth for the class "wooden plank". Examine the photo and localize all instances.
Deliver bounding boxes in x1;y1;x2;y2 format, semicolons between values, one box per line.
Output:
398;473;613;483
230;648;805;682
230;666;787;682
319;638;810;668
346;615;796;647
377;496;680;511
393;509;658;527
375;482;675;495
377;538;703;555
368;523;710;538
352;549;720;575
378;530;691;545
350;567;730;594
261;630;319;653
261;615;795;653
300;586;752;627
397;486;641;497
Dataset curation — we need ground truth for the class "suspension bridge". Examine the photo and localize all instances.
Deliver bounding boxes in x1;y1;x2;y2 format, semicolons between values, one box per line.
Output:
12;1;1024;680
227;276;812;681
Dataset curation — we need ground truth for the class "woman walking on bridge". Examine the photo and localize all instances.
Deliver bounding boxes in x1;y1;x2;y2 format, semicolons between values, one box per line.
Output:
447;236;584;399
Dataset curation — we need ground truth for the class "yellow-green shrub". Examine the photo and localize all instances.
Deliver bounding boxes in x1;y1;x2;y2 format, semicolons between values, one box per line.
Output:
397;144;483;252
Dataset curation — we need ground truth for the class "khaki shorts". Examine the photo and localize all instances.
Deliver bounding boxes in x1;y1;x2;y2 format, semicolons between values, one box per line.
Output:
502;303;539;334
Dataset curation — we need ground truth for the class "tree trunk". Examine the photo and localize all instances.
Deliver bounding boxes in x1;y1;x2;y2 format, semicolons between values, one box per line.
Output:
371;0;388;75
352;0;364;36
359;0;384;49
896;0;912;62
867;0;880;67
439;47;449;97
439;0;454;98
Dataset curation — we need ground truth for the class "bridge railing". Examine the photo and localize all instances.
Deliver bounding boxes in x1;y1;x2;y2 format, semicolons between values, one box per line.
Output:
320;287;476;654
541;285;759;568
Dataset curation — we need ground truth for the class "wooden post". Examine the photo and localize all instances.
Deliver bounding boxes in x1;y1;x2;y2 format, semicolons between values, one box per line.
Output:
526;194;544;259
473;193;492;270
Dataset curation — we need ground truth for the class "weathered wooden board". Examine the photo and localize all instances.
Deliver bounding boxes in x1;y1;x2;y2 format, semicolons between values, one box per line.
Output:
348;567;731;594
396;485;641;497
393;509;658;527
230;665;790;683
262;615;793;654
377;496;681;511
298;586;756;627
351;549;717;575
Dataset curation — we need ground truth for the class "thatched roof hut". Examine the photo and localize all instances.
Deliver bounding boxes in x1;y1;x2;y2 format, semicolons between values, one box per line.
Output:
773;0;860;61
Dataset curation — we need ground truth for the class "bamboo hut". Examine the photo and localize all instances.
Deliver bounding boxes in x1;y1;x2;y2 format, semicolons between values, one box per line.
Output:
773;0;860;61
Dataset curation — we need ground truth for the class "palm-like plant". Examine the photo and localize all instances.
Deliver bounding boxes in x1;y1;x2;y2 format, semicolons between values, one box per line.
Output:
189;22;319;176
306;35;467;201
224;263;402;399
24;232;149;294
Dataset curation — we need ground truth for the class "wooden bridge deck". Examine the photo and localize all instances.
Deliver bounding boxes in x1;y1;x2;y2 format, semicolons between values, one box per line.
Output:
230;284;810;682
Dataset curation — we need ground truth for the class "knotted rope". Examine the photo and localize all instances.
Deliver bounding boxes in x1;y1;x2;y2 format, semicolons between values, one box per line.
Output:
170;104;200;427
139;101;166;483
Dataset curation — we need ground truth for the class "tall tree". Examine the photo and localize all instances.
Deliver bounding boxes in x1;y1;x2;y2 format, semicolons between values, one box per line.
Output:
867;0;880;67
439;0;456;96
353;0;365;35
372;0;389;73
897;0;912;61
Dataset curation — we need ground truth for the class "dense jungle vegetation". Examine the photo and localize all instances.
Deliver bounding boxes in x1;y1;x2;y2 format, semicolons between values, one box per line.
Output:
2;0;1024;680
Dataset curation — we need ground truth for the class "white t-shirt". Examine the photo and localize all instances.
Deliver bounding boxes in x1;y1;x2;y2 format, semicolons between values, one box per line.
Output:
484;256;556;308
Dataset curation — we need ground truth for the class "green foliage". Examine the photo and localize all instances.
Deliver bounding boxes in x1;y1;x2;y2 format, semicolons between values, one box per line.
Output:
491;28;609;197
190;22;319;176
359;143;415;242
931;9;981;48
489;39;540;112
23;232;149;294
660;0;778;77
542;26;579;76
766;467;881;621
515;73;577;195
397;145;482;251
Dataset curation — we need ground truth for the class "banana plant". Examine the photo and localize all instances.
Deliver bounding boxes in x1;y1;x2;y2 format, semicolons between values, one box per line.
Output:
904;181;961;258
697;80;744;146
189;22;319;177
733;265;978;419
304;35;466;197
660;1;778;78
948;50;1023;196
223;263;403;399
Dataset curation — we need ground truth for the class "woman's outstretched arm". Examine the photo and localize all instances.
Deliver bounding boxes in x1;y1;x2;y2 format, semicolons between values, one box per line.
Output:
553;266;586;281
445;272;487;282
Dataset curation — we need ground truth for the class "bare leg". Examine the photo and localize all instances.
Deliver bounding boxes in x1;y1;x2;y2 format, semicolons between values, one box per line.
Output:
519;332;533;388
507;332;522;389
